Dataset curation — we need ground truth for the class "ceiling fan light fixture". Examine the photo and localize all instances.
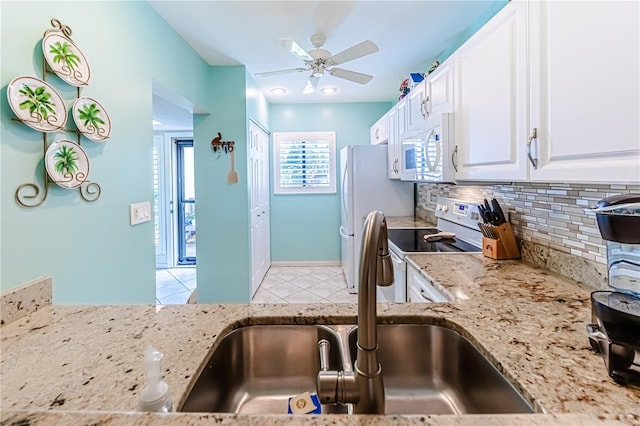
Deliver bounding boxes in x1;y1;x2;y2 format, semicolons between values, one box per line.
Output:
311;64;324;78
271;88;286;95
321;87;337;94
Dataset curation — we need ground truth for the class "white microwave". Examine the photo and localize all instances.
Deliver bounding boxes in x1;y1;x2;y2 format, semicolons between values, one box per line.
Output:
400;113;455;183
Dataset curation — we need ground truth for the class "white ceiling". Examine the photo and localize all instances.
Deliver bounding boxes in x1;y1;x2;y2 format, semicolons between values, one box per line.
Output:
148;0;501;109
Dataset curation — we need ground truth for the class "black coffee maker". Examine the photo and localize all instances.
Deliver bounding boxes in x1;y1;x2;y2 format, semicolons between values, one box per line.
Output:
586;194;640;388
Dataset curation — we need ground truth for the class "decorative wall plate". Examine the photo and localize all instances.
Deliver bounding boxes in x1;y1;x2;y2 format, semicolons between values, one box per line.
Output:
7;76;68;133
42;32;90;86
45;139;90;189
73;97;112;142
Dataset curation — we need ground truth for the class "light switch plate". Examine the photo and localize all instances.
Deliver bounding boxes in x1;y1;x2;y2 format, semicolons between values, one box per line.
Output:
130;202;151;225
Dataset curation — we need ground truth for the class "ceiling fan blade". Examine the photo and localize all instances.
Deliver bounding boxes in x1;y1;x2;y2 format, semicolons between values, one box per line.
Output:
255;68;307;77
329;68;373;84
277;38;313;61
302;76;320;94
328;40;379;66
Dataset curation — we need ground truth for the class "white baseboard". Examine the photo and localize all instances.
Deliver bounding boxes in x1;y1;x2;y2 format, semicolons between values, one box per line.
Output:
269;261;341;267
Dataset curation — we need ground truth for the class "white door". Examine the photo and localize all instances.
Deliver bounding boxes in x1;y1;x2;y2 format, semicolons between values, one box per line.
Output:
153;134;171;268
249;121;271;296
453;1;529;181
529;0;640;183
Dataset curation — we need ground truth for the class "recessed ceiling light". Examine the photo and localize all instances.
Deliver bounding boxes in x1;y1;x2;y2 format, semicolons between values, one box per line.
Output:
271;88;286;95
321;87;337;94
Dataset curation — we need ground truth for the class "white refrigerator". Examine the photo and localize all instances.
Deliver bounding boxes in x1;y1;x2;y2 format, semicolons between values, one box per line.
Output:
339;145;414;293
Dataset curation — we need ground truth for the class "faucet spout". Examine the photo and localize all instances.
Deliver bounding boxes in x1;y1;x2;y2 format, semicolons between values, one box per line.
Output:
316;210;390;414
353;210;390;414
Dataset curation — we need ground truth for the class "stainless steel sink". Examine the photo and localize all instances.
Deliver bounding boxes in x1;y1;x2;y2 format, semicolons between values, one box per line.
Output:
180;325;349;414
180;323;534;415
347;324;534;414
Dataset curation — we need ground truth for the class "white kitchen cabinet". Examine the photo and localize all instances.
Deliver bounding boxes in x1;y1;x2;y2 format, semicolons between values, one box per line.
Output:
406;79;427;131
388;97;408;179
406;262;448;303
453;0;640;184
453;1;529;181
528;0;640;183
427;59;453;116
406;59;453;132
370;112;389;145
387;107;399;178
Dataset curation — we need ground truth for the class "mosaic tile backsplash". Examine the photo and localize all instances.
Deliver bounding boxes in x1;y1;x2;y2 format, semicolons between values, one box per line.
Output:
416;182;640;288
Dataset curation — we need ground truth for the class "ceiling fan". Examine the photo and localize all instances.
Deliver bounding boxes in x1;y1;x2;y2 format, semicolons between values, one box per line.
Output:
255;33;379;94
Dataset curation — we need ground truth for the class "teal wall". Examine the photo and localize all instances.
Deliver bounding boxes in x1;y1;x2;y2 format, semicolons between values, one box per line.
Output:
269;102;391;262
193;66;270;303
0;0;505;303
436;0;509;63
1;1;210;303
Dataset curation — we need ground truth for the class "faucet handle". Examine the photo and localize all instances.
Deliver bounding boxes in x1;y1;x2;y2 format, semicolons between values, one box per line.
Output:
318;339;330;371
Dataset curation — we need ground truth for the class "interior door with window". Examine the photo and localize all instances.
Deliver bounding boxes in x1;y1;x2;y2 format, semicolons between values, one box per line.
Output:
176;138;196;265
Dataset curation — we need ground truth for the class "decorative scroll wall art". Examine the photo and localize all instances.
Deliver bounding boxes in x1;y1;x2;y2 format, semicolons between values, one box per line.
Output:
8;18;111;208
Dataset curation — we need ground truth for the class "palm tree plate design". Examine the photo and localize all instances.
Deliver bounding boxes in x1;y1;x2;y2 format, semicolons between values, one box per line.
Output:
42;33;90;87
45;139;90;189
73;97;112;142
7;76;68;133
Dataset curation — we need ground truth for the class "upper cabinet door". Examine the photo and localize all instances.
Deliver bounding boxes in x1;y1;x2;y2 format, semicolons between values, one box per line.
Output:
406;80;427;131
387;107;400;179
370;112;389;145
427;59;452;115
453;1;529;181
406;60;453;132
529;1;640;183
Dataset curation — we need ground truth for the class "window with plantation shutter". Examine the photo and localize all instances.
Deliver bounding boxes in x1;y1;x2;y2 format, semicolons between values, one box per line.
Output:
273;131;336;194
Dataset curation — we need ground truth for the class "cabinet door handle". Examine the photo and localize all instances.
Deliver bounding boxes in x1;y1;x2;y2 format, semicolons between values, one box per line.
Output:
375;128;379;140
419;288;435;302
451;145;458;173
422;96;430;118
527;128;538;169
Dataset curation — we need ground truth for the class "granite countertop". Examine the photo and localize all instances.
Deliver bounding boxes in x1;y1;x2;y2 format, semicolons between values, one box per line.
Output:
1;255;639;425
386;216;434;228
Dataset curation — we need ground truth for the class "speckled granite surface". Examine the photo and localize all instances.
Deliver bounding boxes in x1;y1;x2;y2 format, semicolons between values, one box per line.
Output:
386;216;434;229
0;276;52;325
1;255;639;425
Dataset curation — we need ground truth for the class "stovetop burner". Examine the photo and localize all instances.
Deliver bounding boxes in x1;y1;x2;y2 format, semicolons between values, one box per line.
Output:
388;228;481;253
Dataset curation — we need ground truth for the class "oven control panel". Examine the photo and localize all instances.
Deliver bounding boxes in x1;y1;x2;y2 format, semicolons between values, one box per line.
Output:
434;197;483;248
435;198;480;223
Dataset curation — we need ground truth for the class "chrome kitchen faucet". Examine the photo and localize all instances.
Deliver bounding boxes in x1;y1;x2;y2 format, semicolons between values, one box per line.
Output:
316;210;392;414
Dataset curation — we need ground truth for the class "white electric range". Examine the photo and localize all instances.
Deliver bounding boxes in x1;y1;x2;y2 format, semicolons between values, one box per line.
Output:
383;196;483;303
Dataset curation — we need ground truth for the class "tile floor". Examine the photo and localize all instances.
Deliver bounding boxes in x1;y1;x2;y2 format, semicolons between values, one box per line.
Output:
251;266;357;304
155;265;356;305
155;268;197;304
